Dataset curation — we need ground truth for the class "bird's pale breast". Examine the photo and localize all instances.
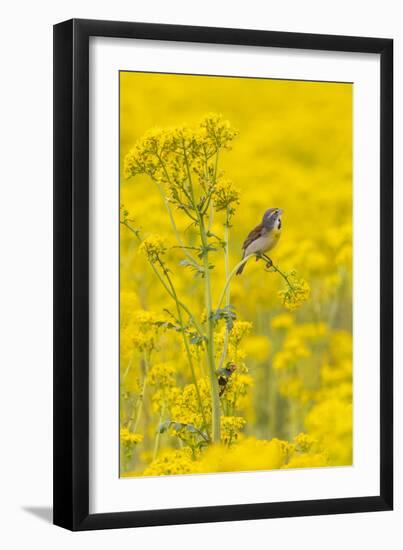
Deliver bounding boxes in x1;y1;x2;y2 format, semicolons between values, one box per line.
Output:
245;228;281;256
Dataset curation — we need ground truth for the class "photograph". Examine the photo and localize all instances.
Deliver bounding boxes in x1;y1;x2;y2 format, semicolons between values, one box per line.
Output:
119;71;353;477
0;0;396;542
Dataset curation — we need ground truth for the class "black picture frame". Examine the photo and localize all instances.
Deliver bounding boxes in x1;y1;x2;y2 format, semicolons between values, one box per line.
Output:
53;18;393;531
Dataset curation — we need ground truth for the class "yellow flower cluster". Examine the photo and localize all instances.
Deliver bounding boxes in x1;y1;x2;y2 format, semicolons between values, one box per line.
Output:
124;114;237;196
200;113;239;150
271;313;294;330
148;361;176;387
171;379;212;432
148;361;180;414
198;437;285;473
142;448;195;476
305;398;352;465
130;309;161;353
139;234;167;263
120;428;143;445
136;433;327;476
278;272;311;311
242;334;270;362
304;330;353;465
221;416;246;445
212;177;240;214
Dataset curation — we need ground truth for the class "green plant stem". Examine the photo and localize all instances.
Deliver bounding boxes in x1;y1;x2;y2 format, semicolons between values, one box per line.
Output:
152;159;199;268
262;254;298;297
217;254;257;309
158;259;209;437
262;254;295;291
217;254;295;310
208;150;219;230
122;349;135;382
122;218;208;435
327;267;345;328
154;181;198;267
131;377;147;432
133;156;197;265
153;405;165;461
218;214;231;370
183;144;221;443
129;353;149;432
199;218;221;443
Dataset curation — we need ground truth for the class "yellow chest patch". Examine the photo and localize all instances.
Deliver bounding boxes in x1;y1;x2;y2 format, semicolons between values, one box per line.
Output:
268;227;281;249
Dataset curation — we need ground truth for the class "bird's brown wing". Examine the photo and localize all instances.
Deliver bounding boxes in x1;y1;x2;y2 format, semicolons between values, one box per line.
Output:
242;222;265;251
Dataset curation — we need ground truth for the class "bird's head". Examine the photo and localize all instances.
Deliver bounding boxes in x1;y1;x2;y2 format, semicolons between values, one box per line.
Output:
262;208;283;229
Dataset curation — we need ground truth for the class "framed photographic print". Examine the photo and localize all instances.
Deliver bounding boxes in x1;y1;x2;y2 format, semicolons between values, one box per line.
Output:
53;19;393;530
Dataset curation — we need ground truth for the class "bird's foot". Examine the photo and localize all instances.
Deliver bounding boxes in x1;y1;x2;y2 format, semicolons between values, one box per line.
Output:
263;255;273;268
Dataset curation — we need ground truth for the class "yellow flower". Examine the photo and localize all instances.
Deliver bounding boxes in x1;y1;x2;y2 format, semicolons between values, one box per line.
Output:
120;428;143;445
148;362;180;414
124;114;237;193
278;272;310;311
305;399;352;465
242;335;270;362
230;320;253;346
271;313;294;330
123;309;162;353
171;379;212;430
293;432;318;452
212;177;240;213
131;328;155;353
132;309;159;325
284;335;311;358
199;113;238;150
198;437;286;473
148;361;176;387
330;330;352;363
221;416;246;445
139;234;167;263
336;244;352;266
143;448;196;476
295;322;327;340
272;350;294;370
151;387;180;414
285;453;328;469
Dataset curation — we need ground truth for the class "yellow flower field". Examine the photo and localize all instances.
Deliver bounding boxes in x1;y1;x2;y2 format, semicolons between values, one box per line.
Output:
119;72;353;476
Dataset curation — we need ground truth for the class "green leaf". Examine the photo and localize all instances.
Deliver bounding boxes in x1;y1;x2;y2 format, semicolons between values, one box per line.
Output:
157;420;173;434
189;333;207;346
210;304;237;331
156;420;209;441
198;244;218;259
179;259;205;277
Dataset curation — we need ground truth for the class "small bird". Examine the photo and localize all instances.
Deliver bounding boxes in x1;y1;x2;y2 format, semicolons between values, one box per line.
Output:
236;208;283;275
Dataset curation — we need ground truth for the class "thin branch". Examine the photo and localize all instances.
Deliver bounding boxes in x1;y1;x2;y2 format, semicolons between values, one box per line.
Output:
121;220;204;338
157;258;209;437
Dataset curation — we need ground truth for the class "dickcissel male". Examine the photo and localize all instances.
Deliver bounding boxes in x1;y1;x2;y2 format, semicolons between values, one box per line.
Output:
236;208;283;275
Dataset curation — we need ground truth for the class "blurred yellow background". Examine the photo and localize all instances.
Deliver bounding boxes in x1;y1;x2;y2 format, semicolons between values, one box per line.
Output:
120;71;353;476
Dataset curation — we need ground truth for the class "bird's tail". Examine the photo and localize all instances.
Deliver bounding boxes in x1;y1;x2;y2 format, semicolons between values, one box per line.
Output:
236;260;246;275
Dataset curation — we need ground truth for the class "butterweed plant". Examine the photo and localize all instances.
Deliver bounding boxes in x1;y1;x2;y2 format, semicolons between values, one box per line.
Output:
122;114;309;449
